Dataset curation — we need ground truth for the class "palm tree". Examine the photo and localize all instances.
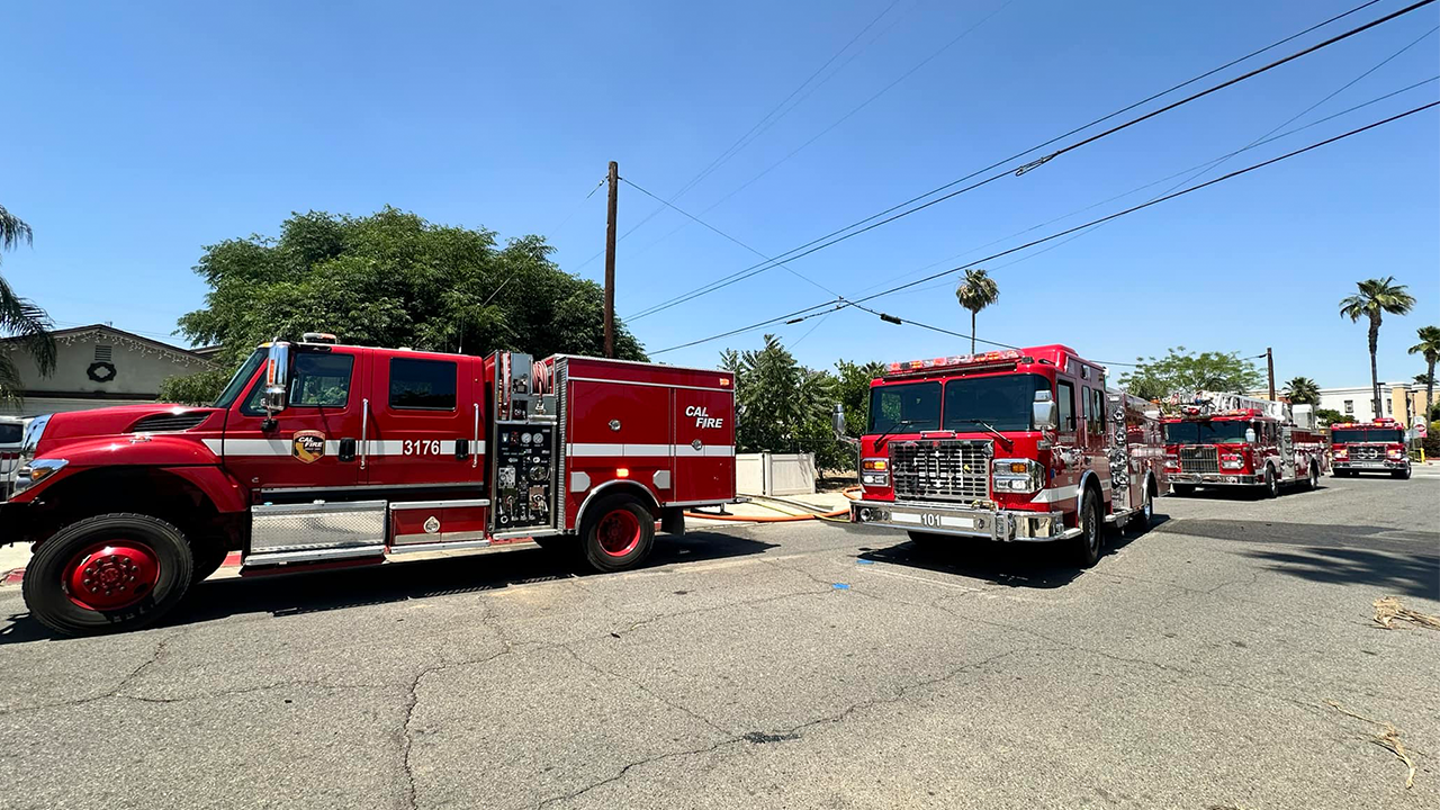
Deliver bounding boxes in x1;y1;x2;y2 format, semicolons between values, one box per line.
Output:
0;204;57;400
1409;325;1440;425
955;268;999;353
1283;376;1320;405
1339;277;1415;419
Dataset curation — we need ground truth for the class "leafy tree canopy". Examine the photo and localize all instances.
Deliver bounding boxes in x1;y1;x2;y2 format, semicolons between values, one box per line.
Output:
161;208;644;403
1117;346;1263;401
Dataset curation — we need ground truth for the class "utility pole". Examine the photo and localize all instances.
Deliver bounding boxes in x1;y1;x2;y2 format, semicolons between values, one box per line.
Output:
1266;347;1276;402
603;161;619;358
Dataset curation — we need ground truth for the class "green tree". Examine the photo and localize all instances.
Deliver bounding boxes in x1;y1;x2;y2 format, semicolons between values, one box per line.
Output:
0;203;56;401
1117;347;1263;400
720;335;848;473
162;208;645;403
1313;408;1345;427
1283;376;1320;405
834;359;885;438
1339;276;1415;419
954;268;999;353
1408;325;1440;429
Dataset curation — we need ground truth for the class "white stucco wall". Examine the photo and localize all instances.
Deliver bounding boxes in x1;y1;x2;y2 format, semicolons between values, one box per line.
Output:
2;327;210;417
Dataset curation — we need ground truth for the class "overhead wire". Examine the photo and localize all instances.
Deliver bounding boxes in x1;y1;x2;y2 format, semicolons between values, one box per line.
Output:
626;0;1418;322
650;100;1439;355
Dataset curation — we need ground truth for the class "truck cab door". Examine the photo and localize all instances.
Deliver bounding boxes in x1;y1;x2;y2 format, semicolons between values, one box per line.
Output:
221;347;367;494
362;354;484;493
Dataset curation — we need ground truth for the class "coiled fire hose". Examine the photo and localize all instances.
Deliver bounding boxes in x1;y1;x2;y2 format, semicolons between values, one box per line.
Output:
682;487;861;523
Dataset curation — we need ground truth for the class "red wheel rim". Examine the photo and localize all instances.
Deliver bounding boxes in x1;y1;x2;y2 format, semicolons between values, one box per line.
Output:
597;509;642;558
62;541;161;611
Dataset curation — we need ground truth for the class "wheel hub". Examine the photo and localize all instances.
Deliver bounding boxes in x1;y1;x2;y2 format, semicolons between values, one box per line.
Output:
598;510;641;557
65;542;160;611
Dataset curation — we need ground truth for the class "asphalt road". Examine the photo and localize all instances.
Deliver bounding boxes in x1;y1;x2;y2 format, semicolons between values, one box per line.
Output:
1;474;1436;810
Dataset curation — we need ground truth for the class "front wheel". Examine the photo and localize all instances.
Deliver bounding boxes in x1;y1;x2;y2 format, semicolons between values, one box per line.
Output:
581;495;656;573
22;513;194;636
1306;464;1320;491
906;531;949;552
1127;484;1154;535
1263;466;1280;499
1070;490;1103;568
1393;466;1412;480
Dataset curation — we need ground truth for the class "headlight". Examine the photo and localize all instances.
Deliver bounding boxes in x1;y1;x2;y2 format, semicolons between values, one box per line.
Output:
860;458;889;487
1334;448;1348;460
992;459;1042;493
13;458;67;495
1386;448;1404;460
1220;453;1244;470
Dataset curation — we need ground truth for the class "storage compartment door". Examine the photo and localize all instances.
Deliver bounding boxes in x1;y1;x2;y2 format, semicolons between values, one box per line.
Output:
673;389;735;502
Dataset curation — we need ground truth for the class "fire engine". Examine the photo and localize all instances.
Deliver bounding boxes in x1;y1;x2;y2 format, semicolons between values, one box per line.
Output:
1330;417;1411;479
1160;391;1326;497
838;346;1168;567
0;335;737;636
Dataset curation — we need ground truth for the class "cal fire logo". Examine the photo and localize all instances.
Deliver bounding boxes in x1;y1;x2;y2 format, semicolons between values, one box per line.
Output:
291;430;326;464
684;405;724;429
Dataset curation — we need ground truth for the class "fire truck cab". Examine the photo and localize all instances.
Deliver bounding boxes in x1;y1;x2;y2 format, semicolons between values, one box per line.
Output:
1160;392;1326;497
842;345;1168;567
1;335;737;636
1330;418;1411;479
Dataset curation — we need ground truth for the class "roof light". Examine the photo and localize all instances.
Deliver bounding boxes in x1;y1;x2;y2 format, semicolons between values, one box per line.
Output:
885;349;1022;374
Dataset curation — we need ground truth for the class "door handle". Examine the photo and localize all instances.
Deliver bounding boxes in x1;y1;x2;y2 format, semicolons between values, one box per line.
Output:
456;438;469;460
339;438;356;462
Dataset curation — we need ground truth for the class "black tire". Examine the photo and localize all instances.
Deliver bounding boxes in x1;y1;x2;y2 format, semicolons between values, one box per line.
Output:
1306;464;1320;491
189;542;229;586
1263;466;1280;499
581;495;655;573
1070;488;1103;567
1172;483;1196;497
1127;481;1155;535
1392;466;1411;480
22;513;194;637
1332;469;1351;478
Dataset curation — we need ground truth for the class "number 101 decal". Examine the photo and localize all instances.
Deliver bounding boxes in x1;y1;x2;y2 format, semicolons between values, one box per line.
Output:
921;513;941;527
403;439;443;456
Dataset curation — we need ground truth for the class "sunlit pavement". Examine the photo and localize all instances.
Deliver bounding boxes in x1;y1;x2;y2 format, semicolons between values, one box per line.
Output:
0;475;1436;810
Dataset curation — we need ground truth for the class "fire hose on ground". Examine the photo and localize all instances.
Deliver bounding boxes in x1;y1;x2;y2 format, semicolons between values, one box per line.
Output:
682;487;861;523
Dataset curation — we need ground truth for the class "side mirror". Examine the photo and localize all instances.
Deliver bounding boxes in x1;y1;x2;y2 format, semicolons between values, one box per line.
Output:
1245;427;1257;444
263;341;291;418
832;403;857;446
1033;391;1058;431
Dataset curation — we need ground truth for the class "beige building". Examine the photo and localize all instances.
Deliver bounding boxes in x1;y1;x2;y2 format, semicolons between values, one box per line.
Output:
1;324;212;417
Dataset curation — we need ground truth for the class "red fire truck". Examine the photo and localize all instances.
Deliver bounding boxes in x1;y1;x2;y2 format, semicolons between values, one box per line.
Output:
1160;391;1326;497
0;335;736;635
840;345;1168;567
1330;417;1412;479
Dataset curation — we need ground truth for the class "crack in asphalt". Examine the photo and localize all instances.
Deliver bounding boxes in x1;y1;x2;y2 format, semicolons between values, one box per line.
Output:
557;644;733;738
0;630;186;716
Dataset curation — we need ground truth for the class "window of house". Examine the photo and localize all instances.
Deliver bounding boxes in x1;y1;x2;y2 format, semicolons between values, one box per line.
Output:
1343;400;1354;415
390;358;457;410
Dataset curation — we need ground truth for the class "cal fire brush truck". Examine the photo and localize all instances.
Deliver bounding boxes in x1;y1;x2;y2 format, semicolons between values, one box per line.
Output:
839;346;1168;567
0;335;736;635
1330;417;1412;479
1160;391;1326;497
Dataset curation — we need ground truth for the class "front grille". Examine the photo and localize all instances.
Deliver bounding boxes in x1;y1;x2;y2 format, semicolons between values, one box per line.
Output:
1351;445;1383;461
890;439;991;501
1179;446;1219;473
130;411;208;432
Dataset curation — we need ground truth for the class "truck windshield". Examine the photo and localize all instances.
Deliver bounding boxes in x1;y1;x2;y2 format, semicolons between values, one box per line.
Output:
942;374;1047;432
1164;421;1252;444
212;349;266;408
1332;428;1403;443
869;382;941;433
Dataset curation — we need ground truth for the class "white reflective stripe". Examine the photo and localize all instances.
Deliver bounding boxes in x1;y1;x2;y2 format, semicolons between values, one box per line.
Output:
205;438;486;456
890;512;977;529
1030;485;1080;504
569;443;735;458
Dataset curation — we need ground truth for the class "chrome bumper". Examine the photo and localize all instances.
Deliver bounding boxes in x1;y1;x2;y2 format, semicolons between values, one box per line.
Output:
1169;472;1261;486
850;499;1078;543
1333;460;1406;470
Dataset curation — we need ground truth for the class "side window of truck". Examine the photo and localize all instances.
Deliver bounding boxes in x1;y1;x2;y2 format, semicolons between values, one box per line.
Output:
241;353;354;414
1057;380;1075;431
1090;388;1106;436
390;358;457;410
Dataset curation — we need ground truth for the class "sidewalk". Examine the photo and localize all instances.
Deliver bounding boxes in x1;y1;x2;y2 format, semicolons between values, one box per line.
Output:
0;491;858;586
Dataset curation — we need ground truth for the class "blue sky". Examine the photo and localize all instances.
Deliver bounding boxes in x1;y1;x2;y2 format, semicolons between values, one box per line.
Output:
4;0;1437;389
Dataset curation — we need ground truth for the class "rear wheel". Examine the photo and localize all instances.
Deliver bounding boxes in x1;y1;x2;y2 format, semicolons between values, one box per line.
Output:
581;495;655;573
22;513;194;636
1172;484;1196;497
1070;489;1103;568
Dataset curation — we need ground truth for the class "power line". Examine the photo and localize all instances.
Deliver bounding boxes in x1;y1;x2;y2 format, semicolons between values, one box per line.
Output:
627;0;1413;321
544;175;607;242
619;176;841;297
651;100;1439;355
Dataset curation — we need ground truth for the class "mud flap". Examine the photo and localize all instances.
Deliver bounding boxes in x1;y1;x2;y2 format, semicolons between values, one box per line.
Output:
661;507;685;536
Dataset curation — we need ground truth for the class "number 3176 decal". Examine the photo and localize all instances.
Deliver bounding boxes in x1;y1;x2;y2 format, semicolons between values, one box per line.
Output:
402;439;443;455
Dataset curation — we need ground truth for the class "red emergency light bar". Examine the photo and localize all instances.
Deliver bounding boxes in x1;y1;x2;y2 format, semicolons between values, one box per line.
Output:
886;349;1023;375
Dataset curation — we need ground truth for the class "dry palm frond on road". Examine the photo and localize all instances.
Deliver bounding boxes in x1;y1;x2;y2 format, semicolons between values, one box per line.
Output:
1373;596;1440;631
1324;699;1417;790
